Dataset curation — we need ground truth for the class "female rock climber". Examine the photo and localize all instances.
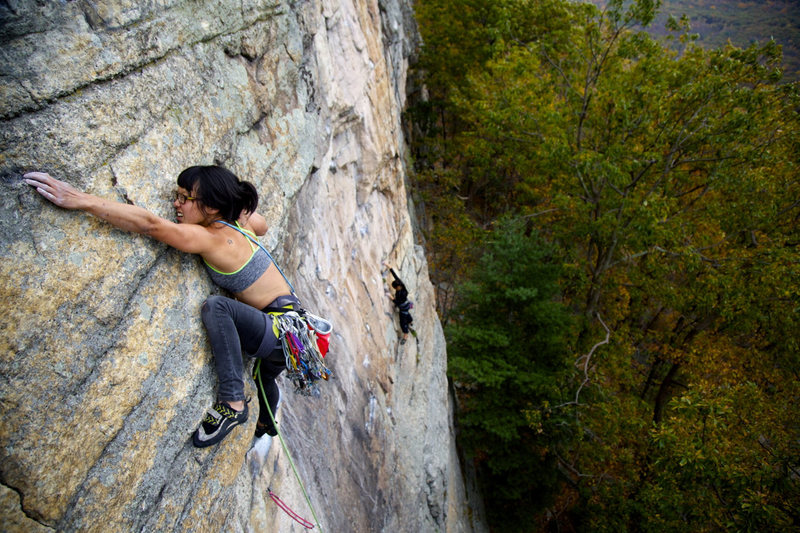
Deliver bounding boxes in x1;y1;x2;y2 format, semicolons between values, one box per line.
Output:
383;262;415;344
24;166;291;447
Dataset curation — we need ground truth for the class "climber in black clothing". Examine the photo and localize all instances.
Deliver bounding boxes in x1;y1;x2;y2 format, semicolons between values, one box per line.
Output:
383;262;415;344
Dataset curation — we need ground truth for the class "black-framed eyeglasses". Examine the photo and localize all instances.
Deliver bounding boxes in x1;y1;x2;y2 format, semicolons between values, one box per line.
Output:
175;192;198;205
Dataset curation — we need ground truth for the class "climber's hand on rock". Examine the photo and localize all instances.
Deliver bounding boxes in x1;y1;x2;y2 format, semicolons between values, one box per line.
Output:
244;211;268;236
24;172;86;210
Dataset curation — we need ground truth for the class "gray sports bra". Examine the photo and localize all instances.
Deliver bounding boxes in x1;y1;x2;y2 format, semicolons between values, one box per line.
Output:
203;222;273;293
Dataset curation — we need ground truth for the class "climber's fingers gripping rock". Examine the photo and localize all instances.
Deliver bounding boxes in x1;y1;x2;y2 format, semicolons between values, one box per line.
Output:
24;171;86;210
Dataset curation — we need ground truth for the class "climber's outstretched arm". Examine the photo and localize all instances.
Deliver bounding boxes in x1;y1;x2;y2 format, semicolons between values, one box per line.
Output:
24;171;218;255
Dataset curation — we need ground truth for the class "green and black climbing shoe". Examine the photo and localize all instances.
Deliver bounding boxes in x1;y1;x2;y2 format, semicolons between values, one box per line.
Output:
193;401;249;448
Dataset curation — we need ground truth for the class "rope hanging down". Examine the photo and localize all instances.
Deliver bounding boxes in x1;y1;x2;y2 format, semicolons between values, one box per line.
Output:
255;362;325;532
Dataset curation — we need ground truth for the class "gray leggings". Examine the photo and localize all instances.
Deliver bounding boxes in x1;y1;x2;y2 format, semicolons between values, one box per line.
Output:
200;294;299;409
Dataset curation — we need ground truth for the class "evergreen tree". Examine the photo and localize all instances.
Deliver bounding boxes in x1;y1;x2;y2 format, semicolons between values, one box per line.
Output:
447;217;575;529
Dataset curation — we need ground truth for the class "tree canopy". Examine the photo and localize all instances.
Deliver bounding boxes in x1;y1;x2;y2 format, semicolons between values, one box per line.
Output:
410;0;800;530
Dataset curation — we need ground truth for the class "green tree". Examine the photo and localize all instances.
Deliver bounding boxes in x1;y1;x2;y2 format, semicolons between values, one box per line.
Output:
641;380;800;531
446;217;575;529
411;0;800;530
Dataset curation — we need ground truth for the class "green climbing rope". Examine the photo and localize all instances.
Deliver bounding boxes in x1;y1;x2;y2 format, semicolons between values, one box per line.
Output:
254;360;324;532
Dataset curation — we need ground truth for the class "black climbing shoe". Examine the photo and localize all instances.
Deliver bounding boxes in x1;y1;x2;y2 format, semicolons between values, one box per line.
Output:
193;401;249;448
255;420;278;438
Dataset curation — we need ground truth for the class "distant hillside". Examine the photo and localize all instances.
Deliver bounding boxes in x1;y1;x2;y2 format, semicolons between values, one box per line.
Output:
592;0;800;80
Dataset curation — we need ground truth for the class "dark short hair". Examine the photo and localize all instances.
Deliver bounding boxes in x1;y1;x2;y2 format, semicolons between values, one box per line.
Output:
177;165;258;222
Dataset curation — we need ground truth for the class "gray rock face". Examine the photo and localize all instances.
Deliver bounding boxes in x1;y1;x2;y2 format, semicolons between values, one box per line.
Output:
0;1;484;531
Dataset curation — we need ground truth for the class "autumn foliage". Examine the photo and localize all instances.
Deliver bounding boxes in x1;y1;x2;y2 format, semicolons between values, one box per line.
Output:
408;0;800;530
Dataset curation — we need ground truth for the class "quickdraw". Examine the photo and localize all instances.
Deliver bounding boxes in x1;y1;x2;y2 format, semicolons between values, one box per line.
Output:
273;311;333;396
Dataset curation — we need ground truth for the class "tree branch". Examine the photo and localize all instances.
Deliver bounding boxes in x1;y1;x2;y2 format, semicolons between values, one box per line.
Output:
555;313;611;409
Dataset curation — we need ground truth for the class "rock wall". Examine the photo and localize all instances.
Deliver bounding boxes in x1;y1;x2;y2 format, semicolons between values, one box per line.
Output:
0;1;484;531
